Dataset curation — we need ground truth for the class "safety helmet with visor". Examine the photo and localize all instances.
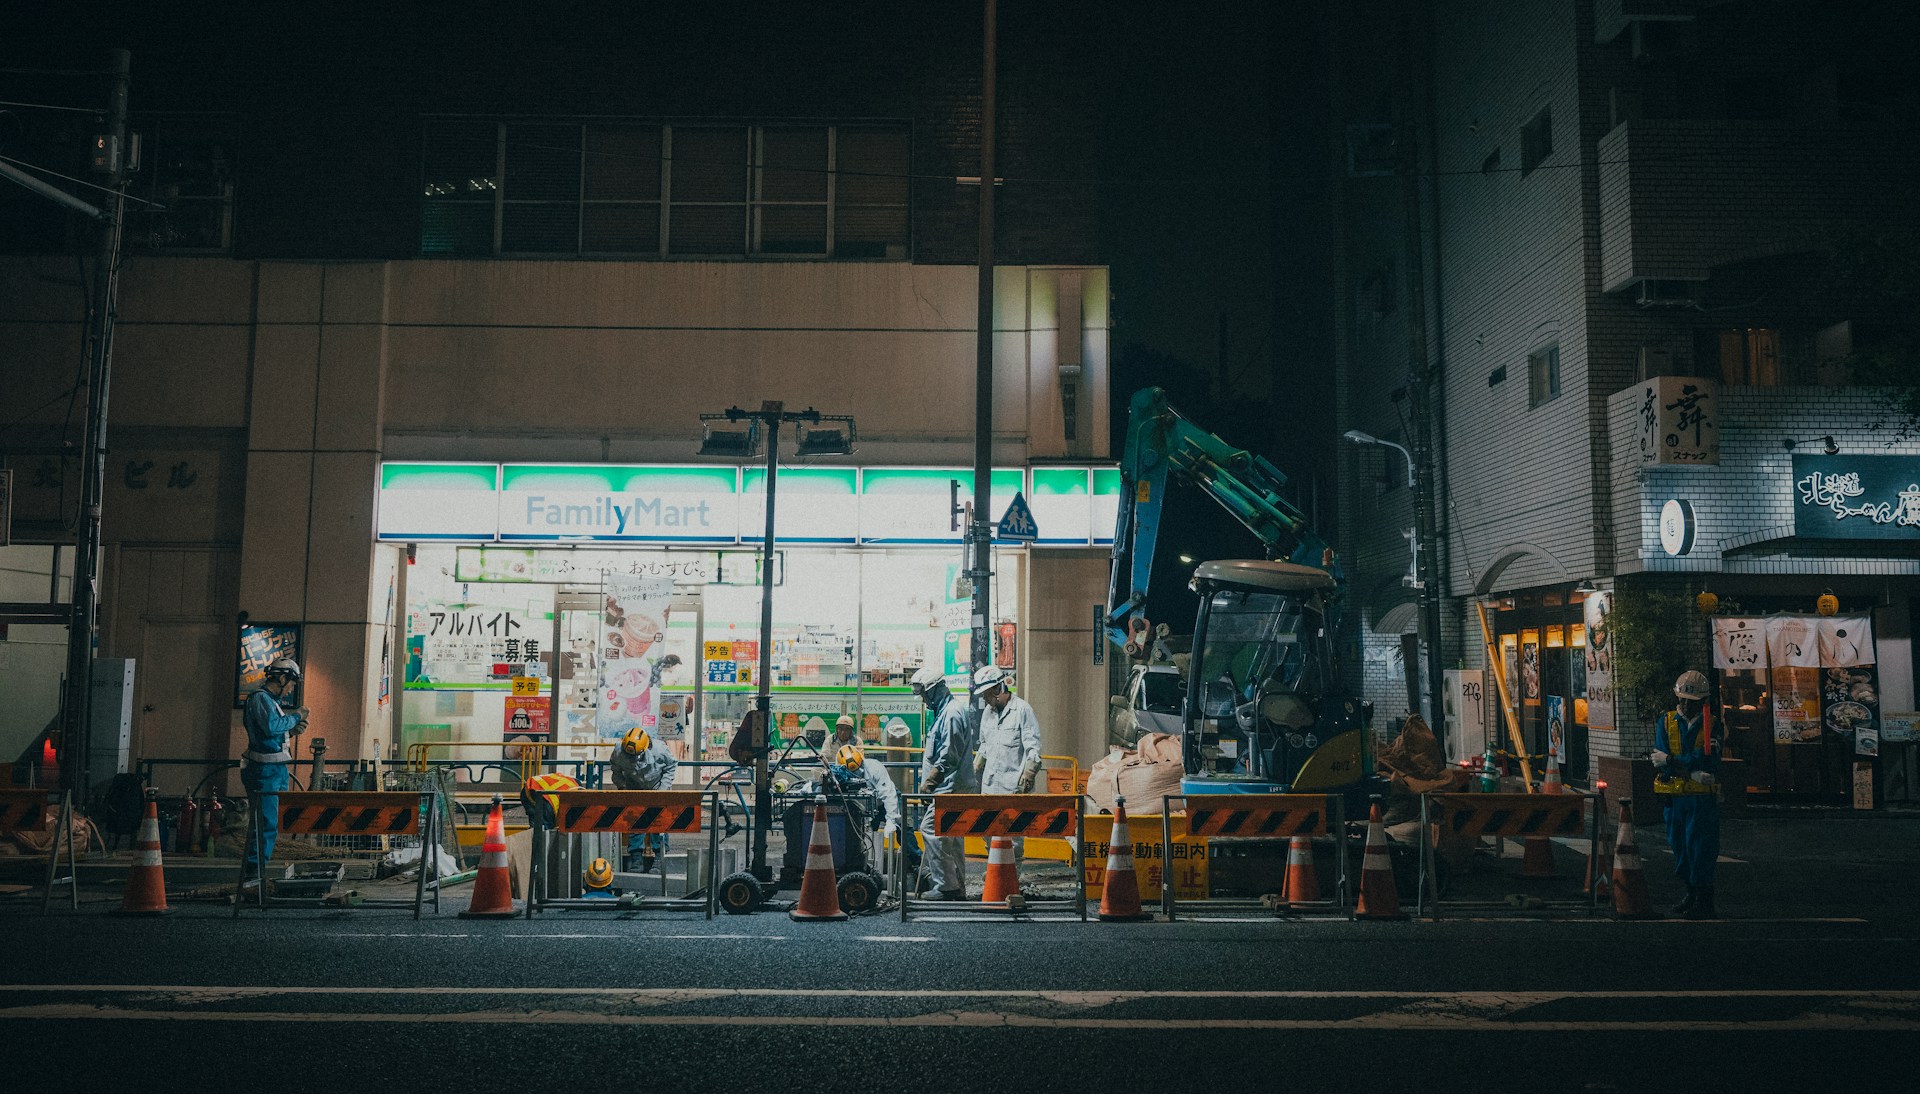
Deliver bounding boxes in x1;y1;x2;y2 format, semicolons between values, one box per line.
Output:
970;664;1009;696
1673;670;1711;701
836;743;866;773
621;726;652;755
264;656;302;681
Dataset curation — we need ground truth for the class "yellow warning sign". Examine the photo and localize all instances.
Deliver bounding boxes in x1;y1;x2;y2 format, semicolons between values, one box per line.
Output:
510;676;540;696
704;641;732;661
1083;814;1208;902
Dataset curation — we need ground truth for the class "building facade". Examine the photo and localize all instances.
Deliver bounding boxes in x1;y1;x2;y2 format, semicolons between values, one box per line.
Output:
0;4;1118;789
1333;0;1920;805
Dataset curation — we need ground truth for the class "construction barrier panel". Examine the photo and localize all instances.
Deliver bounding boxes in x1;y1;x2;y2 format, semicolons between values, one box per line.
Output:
962;755;1085;863
0;789;76;914
1415;790;1602;918
1158;794;1346;919
528;789;717;917
234;791;439;918
900;793;1086;921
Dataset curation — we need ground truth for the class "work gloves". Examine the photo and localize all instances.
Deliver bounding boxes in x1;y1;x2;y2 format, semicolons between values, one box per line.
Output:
974;754;987;777
1013;757;1042;794
1649;750;1669;770
1691;770;1717;786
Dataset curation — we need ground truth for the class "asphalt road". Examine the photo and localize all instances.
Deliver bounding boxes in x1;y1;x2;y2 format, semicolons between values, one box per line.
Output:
5;816;1918;1094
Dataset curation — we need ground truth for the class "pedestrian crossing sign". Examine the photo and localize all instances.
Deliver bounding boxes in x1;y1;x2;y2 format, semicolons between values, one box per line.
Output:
996;491;1039;541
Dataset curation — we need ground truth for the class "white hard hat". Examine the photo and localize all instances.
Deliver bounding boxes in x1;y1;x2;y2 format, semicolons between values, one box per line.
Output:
265;657;302;680
1674;670;1710;701
908;663;946;690
971;665;1009;695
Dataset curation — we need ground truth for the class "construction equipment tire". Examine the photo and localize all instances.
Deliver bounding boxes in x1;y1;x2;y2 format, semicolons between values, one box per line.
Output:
718;871;763;916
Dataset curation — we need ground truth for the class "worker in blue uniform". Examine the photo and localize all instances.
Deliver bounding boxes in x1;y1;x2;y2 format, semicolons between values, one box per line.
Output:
911;663;978;899
610;726;678;871
1651;669;1721;919
241;656;306;885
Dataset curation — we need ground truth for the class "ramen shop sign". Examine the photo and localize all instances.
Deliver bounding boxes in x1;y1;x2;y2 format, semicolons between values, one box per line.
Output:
1793;455;1920;540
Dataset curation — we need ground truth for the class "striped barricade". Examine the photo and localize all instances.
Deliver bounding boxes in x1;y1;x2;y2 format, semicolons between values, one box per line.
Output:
234;791;440;918
1415;790;1603;918
900;793;1087;921
1159;794;1347;920
528;790;717;918
0;788;76;914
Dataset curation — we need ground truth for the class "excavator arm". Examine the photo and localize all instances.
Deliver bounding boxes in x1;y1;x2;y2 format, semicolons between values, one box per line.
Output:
1105;387;1340;653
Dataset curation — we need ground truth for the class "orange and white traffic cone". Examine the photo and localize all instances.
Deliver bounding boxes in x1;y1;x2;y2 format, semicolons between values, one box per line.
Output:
1521;752;1563;879
1096;796;1152;921
1354;800;1406;920
459;794;518;919
1610;799;1655;919
790;796;848;922
1284;834;1322;910
980;835;1020;905
115;790;170;916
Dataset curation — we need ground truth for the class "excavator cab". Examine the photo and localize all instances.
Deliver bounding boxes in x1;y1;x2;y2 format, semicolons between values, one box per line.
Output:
1182;560;1380;807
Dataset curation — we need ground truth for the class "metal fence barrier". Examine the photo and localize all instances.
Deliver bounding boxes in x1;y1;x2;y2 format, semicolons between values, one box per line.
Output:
899;792;1086;921
233;790;440;918
1159;793;1347;920
1416;790;1602;918
528;789;718;918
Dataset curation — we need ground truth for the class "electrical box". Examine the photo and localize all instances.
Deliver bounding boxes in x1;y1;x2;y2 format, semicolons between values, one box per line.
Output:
1443;668;1488;762
88;658;135;787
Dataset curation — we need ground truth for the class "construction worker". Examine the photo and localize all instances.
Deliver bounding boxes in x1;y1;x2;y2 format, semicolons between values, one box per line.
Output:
911;663;977;899
610;726;678;871
971;665;1042;860
1652;669;1722;919
241;657;306;884
833;738;901;840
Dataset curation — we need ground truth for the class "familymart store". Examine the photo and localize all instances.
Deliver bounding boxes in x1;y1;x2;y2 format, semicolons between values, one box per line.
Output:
376;462;1120;780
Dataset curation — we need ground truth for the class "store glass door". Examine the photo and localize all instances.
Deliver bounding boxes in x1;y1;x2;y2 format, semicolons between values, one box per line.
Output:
548;588;705;783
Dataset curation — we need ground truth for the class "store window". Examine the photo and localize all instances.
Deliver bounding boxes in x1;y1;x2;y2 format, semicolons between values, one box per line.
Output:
1710;327;1784;386
398;544;1020;780
1520;106;1553;175
421;119;909;259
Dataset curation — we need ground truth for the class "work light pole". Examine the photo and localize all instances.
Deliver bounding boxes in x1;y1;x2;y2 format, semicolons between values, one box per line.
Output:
751;412;781;883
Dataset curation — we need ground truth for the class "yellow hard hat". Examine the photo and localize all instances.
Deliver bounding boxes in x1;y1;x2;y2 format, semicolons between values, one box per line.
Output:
622;726;652;755
584;857;614;890
836;743;865;772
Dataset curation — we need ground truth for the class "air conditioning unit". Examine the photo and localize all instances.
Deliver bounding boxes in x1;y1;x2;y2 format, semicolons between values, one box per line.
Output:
1635;279;1700;308
1637;344;1674;380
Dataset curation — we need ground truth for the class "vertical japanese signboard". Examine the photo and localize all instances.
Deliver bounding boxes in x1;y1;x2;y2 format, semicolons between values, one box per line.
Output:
1582;592;1613;732
1634;376;1719;466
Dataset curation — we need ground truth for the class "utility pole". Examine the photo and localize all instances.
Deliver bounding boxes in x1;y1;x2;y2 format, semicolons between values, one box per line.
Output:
1395;26;1448;744
60;49;132;800
969;0;998;684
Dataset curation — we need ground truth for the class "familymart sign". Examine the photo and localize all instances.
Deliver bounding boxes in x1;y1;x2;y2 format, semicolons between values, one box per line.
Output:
378;462;1121;546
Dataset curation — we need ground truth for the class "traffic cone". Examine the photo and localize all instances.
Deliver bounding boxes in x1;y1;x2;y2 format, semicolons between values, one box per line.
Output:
1609;799;1655;919
458;794;518;919
981;835;1020;904
1284;834;1322;910
1096;796;1152;921
115;791;170;916
790;796;848;922
1520;752;1563;879
1354;800;1406;920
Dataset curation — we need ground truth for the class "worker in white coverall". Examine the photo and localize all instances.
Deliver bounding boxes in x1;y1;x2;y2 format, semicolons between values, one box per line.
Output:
971;664;1043;861
911;663;977;899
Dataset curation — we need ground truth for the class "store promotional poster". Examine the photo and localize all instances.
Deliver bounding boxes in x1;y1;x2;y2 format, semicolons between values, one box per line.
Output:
599;574;676;744
1713;614;1879;751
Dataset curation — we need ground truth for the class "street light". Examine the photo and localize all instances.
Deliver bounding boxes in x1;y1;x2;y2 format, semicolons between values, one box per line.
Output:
696;401;854;888
1343;430;1415;489
1343;428;1444;738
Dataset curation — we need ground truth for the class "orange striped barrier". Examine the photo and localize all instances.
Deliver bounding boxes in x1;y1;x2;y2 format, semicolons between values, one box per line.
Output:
546;789;704;835
1425;793;1587;840
1184;795;1334;838
1415;790;1603;918
526;790;719;918
1;788;76;913
235;790;439;918
902;793;1087;921
929;794;1078;839
1160;794;1347;919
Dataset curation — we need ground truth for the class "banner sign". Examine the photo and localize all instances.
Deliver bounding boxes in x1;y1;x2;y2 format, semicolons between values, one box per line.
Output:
597;575;676;742
236;622;302;708
379;462;1121;546
1793;455;1920;540
1634;377;1718;466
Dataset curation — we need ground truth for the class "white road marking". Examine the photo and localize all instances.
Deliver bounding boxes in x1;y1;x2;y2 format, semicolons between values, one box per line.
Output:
1;1001;1914;1032
7;986;1916;1001
857;936;937;942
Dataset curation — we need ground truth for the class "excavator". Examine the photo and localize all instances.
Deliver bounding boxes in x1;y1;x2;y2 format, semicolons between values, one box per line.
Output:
1106;387;1385;810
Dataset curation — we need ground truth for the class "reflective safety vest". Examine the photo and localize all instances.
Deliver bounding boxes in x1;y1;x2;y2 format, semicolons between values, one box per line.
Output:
1652;710;1716;796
